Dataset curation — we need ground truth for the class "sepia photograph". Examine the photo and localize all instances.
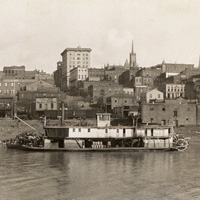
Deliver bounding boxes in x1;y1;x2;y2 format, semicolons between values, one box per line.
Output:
0;0;200;199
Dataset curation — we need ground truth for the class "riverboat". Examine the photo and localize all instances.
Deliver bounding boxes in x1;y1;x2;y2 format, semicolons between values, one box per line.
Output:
25;113;189;151
6;113;189;151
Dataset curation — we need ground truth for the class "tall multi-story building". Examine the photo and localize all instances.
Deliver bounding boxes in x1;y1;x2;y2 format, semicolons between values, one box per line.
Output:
61;46;92;91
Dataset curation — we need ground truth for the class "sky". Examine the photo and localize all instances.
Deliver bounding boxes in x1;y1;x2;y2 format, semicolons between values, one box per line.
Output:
0;0;200;73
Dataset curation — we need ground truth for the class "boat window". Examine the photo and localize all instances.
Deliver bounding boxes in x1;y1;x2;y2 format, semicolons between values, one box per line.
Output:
117;129;119;133
88;128;90;132
145;129;147;136
105;129;108;133
73;128;75;132
123;129;126;137
78;128;81;132
151;128;153;136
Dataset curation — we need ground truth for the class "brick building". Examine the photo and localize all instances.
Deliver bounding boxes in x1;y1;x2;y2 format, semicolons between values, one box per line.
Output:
105;94;135;117
141;99;196;126
88;68;105;81
88;84;123;103
161;61;194;78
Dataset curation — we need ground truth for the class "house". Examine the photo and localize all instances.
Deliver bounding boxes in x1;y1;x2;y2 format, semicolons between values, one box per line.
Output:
140;89;164;103
36;97;58;111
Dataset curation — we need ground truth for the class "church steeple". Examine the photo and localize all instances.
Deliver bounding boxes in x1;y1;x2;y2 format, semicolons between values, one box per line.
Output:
129;40;137;68
131;40;134;54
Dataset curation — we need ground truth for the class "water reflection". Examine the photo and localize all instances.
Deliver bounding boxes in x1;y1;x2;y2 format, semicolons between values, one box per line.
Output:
1;145;200;200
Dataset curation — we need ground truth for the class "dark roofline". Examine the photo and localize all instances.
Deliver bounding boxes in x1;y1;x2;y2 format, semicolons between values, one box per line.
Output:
61;47;92;55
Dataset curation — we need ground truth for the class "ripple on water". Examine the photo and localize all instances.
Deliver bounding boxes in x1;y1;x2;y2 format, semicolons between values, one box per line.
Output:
1;145;200;200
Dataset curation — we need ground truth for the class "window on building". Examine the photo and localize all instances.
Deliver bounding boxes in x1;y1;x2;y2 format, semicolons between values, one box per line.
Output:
51;103;54;109
5;83;7;87
39;103;42;108
158;94;160;98
115;100;117;103
174;110;177;117
162;107;165;111
150;107;154;111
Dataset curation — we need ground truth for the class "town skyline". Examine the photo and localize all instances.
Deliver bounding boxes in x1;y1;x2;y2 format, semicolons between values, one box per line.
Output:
0;0;200;73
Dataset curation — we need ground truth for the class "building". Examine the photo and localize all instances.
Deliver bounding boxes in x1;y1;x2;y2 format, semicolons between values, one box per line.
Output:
141;99;197;126
123;87;134;95
0;78;38;96
70;67;88;88
3;66;25;78
134;76;154;87
105;66;127;84
140;89;164;103
36;97;58;111
165;84;185;99
136;67;162;79
61;46;92;91
105;94;135;117
26;80;54;91
88;68;105;81
0;96;14;118
79;80;115;96
134;85;149;101
161;61;194;78
53;61;62;89
185;75;200;100
118;68;139;87
88;84;123;104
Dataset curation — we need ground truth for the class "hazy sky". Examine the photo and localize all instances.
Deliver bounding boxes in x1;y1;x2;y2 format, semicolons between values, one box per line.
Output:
0;0;200;73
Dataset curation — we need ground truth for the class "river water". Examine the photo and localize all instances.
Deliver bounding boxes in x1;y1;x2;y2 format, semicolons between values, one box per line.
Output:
1;143;200;200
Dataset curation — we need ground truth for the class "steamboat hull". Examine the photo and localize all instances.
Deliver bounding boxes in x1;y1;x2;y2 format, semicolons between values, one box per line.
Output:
21;145;178;152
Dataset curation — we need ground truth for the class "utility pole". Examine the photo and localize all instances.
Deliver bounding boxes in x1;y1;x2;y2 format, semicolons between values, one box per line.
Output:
61;101;65;126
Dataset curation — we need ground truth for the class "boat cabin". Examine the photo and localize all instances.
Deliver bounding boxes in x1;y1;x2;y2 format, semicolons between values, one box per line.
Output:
96;113;111;127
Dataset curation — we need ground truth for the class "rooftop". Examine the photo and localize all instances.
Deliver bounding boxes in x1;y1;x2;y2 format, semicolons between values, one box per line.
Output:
61;46;92;55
